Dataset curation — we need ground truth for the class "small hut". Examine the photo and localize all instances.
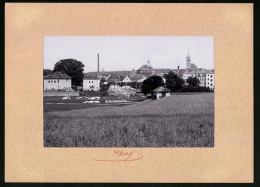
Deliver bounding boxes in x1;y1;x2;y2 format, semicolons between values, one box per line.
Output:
152;86;171;99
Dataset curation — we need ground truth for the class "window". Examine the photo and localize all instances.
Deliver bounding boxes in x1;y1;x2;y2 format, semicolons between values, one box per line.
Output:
51;80;52;83
211;75;213;78
211;79;212;82
48;81;50;83
54;81;56;83
58;80;59;83
89;81;91;83
211;84;212;86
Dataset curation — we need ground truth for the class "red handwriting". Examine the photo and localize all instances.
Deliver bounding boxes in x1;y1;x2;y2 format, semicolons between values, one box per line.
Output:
94;150;143;162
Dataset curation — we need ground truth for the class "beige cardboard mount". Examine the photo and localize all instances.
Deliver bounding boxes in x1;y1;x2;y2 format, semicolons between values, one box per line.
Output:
5;3;253;183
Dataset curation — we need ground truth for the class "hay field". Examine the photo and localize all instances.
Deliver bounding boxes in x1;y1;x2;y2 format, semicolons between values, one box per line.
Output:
44;93;214;147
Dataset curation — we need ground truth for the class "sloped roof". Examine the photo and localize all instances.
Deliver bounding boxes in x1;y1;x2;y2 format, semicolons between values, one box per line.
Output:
184;68;212;74
137;65;154;71
106;74;125;82
87;71;131;76
43;72;71;79
190;63;197;69
153;86;171;93
129;74;145;82
84;73;100;80
155;69;171;74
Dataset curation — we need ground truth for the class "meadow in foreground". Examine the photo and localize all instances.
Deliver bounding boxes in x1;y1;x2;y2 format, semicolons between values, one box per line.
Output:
44;93;214;147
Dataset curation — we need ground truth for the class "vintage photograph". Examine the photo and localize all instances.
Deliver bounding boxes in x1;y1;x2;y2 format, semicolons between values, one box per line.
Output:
44;36;214;147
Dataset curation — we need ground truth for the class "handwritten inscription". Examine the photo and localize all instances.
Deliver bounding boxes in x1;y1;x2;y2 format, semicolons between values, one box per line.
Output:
94;150;143;162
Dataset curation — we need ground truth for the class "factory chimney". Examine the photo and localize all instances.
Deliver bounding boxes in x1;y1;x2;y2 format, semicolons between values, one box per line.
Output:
97;53;100;73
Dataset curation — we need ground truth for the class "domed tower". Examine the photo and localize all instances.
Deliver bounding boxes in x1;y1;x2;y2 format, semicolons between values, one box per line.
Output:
186;50;191;69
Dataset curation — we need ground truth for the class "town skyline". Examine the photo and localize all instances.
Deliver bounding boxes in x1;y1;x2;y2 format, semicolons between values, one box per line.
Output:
44;36;214;72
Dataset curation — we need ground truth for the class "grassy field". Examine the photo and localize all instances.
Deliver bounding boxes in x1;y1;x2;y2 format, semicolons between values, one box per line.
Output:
44;93;214;147
44;95;146;112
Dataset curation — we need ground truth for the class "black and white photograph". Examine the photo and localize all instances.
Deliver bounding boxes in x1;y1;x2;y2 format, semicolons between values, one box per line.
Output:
43;36;214;147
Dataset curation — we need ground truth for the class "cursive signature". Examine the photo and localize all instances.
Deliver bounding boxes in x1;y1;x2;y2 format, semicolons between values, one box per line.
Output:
94;149;143;162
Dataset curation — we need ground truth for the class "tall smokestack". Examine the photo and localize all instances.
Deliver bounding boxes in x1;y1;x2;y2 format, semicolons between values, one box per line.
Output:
97;53;100;73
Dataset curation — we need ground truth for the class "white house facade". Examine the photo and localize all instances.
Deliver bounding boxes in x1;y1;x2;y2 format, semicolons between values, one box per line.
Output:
43;72;72;91
120;76;132;83
206;72;214;90
83;75;100;91
182;69;214;88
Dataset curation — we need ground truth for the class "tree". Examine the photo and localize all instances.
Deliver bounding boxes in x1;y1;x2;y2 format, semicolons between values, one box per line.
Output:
141;75;163;94
164;71;184;92
186;77;201;87
100;77;109;95
43;69;52;76
53;59;85;86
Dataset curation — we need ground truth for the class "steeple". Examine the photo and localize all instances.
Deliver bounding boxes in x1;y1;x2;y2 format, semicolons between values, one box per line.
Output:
147;60;150;67
186;50;191;69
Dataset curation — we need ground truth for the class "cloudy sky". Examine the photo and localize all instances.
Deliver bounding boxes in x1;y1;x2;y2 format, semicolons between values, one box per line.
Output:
44;36;214;72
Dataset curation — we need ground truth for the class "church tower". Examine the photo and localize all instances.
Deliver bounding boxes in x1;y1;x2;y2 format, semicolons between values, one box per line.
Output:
186;50;191;69
147;60;151;67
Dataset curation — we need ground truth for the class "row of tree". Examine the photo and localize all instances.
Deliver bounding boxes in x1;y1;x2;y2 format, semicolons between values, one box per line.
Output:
141;71;212;94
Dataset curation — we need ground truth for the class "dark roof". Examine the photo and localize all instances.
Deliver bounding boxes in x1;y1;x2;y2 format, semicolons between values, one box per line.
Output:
153;86;171;93
183;68;212;74
190;63;197;69
43;72;71;79
137;65;154;72
84;73;100;80
87;71;131;76
128;74;145;82
155;69;171;74
106;74;125;82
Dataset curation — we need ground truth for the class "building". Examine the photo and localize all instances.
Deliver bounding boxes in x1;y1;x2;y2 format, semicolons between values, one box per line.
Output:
186;50;197;69
152;86;171;99
83;75;100;91
128;74;146;83
119;76;132;83
43;72;72;91
206;71;214;90
136;60;156;77
106;74;125;83
182;51;214;90
182;68;214;89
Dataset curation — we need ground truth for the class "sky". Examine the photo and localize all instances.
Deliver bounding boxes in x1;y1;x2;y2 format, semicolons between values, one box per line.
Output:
44;36;214;72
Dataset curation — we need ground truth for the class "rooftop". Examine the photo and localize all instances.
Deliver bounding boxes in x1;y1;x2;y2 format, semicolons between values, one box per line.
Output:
153;86;171;93
43;72;71;79
84;73;100;80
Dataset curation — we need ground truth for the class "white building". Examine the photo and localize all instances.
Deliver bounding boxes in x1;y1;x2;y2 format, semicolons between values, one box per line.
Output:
182;69;214;90
119;76;132;83
43;72;72;91
152;86;171;99
206;72;214;90
83;75;100;91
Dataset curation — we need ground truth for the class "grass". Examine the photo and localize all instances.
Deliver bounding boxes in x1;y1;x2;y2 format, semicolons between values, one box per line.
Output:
44;95;146;112
44;93;214;147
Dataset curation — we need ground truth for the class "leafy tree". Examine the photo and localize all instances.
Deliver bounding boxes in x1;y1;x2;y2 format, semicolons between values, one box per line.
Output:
100;77;109;95
141;75;163;94
164;71;184;92
186;77;200;87
53;59;85;86
43;69;52;76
